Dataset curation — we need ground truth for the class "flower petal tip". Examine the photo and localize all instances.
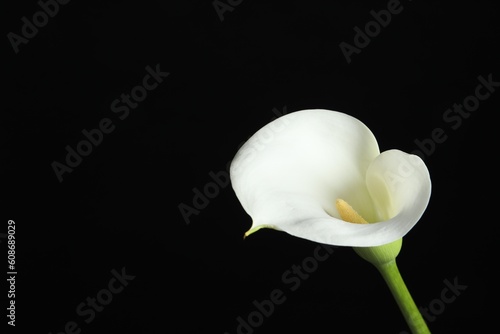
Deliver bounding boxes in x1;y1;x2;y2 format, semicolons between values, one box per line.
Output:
243;224;275;239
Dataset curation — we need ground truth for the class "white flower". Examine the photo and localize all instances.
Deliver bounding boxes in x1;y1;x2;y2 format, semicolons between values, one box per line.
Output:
230;109;431;247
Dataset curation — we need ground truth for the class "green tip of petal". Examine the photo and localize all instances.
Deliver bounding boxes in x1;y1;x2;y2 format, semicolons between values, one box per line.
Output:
354;238;403;266
244;224;276;239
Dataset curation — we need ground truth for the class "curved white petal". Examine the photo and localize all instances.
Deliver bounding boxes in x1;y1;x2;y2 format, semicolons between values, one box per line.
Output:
364;149;432;243
230;109;431;247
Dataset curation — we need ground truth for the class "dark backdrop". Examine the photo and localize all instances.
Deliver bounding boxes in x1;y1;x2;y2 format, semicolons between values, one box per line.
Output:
3;0;499;333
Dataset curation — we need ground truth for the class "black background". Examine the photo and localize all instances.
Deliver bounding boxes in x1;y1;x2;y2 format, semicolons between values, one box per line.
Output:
3;0;499;333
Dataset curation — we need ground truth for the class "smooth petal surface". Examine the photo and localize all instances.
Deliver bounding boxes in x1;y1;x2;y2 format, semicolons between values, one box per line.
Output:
230;109;431;247
364;149;432;243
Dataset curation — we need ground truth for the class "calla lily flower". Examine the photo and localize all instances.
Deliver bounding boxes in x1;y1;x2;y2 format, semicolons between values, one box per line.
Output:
230;109;433;333
230;109;431;247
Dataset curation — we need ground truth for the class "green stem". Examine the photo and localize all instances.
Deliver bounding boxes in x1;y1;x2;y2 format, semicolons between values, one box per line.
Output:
375;260;430;334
